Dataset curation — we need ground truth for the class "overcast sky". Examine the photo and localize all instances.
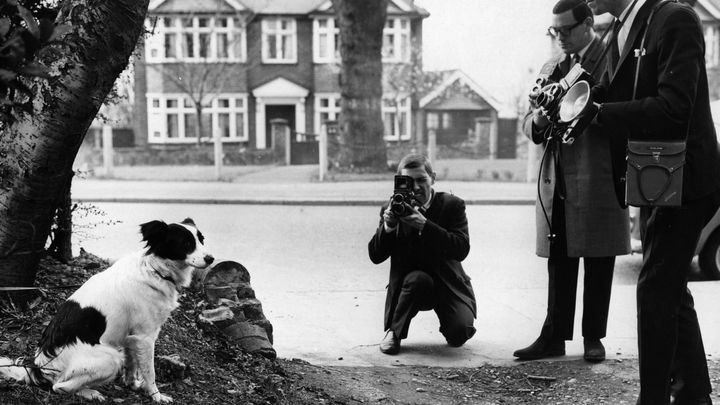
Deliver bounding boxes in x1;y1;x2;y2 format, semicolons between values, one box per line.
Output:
415;0;559;110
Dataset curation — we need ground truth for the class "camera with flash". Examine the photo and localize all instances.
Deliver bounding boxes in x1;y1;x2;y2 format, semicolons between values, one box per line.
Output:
529;63;600;144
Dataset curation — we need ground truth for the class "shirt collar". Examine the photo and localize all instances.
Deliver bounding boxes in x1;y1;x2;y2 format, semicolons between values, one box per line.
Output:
618;0;646;30
422;189;435;211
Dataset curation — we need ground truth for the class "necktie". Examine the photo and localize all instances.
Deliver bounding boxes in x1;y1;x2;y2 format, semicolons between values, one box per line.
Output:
572;53;581;67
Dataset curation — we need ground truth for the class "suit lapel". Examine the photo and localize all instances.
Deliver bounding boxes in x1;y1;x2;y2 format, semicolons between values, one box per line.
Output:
581;36;602;78
611;0;656;83
423;192;442;221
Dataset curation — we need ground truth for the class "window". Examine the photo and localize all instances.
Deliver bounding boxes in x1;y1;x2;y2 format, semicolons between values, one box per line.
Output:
145;15;246;62
383;18;410;63
705;25;720;68
147;93;249;143
313;17;340;63
262;18;297;63
314;94;342;134
426;112;439;130
382;97;411;141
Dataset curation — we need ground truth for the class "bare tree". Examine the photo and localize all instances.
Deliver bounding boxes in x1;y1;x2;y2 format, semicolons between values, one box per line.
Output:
0;0;150;296
331;0;388;171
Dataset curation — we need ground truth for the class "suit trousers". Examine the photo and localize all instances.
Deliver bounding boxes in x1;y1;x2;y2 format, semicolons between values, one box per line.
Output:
540;193;615;341
636;191;720;405
389;270;476;346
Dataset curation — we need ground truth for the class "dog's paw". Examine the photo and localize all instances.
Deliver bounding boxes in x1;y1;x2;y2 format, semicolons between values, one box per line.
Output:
76;388;106;402
151;392;173;403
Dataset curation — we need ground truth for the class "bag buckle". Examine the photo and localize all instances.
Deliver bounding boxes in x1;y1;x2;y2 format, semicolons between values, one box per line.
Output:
652;151;661;162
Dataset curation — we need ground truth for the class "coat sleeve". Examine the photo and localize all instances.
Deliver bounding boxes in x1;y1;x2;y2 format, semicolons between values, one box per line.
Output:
368;204;395;264
522;108;547;145
596;6;703;141
421;197;470;261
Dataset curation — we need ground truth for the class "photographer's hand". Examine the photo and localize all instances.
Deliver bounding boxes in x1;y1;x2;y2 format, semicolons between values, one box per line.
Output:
383;206;399;232
532;108;550;129
398;206;427;233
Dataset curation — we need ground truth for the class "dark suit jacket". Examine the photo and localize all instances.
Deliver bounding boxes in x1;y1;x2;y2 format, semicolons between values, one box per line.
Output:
523;36;630;257
594;0;720;206
368;192;476;331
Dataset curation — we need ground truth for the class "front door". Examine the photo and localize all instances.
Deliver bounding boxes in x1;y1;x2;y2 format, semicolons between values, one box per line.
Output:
265;105;295;148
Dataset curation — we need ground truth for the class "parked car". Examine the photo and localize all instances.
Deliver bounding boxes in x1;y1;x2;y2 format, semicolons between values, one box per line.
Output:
697;207;720;280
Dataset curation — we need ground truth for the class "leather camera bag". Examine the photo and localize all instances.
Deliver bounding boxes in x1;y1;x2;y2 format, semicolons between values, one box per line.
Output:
626;140;685;206
624;0;686;207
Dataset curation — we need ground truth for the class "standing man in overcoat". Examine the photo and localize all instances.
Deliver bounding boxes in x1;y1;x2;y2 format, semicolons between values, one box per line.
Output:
588;0;720;403
514;0;630;363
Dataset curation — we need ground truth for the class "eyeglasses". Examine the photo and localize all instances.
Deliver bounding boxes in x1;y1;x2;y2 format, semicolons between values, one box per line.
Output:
547;20;584;37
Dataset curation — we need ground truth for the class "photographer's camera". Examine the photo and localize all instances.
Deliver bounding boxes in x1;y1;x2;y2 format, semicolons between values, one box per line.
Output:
390;175;417;216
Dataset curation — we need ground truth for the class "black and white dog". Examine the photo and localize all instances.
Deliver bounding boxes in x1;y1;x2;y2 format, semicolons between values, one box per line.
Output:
0;218;214;403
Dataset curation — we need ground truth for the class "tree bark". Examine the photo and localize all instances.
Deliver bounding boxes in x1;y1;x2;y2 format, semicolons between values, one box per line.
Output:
0;0;150;290
47;174;74;264
332;0;388;171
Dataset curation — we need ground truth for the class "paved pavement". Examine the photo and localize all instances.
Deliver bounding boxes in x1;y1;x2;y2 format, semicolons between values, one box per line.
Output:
70;165;720;368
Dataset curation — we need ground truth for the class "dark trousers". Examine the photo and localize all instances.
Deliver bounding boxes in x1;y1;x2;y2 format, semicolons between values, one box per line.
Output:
540;194;615;341
389;270;476;346
636;191;719;405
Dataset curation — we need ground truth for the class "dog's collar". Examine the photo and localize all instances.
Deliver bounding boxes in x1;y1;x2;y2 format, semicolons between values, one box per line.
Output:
154;270;180;292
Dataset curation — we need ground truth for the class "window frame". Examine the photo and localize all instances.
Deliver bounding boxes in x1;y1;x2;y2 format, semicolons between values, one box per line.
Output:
382;17;411;63
147;93;249;143
261;17;298;64
314;93;342;134
382;96;412;141
145;15;247;63
313;17;340;63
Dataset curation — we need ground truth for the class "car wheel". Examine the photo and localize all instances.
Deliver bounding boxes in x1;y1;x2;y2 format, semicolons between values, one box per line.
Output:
699;230;720;281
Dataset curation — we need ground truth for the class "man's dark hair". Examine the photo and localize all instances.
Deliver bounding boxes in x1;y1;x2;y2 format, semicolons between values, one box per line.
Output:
553;0;593;23
396;154;434;175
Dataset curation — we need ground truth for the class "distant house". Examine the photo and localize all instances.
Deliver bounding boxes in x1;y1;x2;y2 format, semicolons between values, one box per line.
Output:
133;0;430;155
419;70;517;159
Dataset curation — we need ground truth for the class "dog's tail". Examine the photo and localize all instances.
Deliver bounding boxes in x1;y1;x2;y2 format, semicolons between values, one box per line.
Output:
0;356;48;386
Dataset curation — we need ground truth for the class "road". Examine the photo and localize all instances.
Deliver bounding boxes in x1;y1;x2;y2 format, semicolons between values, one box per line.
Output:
72;203;720;367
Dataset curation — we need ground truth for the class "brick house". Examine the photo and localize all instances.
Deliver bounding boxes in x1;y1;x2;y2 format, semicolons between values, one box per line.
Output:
418;69;517;159
133;0;430;154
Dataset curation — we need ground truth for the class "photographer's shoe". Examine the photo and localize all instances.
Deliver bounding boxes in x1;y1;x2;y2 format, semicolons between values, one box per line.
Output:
513;336;565;360
583;338;606;363
379;330;400;355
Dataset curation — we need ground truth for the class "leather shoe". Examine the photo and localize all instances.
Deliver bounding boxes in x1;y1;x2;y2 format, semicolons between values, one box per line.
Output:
583;338;605;362
379;330;400;355
513;337;565;360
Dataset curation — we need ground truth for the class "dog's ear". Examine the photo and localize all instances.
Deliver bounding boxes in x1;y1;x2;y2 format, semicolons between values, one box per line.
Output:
140;220;168;246
181;218;196;227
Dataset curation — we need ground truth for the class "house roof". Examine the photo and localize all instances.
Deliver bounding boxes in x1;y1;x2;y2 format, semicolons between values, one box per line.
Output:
696;0;720;20
150;0;428;17
420;69;510;116
150;0;248;13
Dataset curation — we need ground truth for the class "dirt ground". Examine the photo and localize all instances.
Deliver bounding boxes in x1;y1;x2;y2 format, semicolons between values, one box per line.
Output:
1;253;719;404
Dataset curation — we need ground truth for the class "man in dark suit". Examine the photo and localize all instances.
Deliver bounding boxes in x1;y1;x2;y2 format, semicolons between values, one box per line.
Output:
588;0;720;403
515;0;630;363
368;154;476;355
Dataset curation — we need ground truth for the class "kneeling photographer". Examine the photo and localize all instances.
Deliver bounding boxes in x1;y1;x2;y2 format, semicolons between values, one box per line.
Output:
368;153;476;355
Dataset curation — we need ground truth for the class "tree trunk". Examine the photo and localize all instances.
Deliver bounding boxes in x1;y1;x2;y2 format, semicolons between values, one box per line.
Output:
196;104;203;147
47;174;74;264
0;0;150;292
332;0;388;171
